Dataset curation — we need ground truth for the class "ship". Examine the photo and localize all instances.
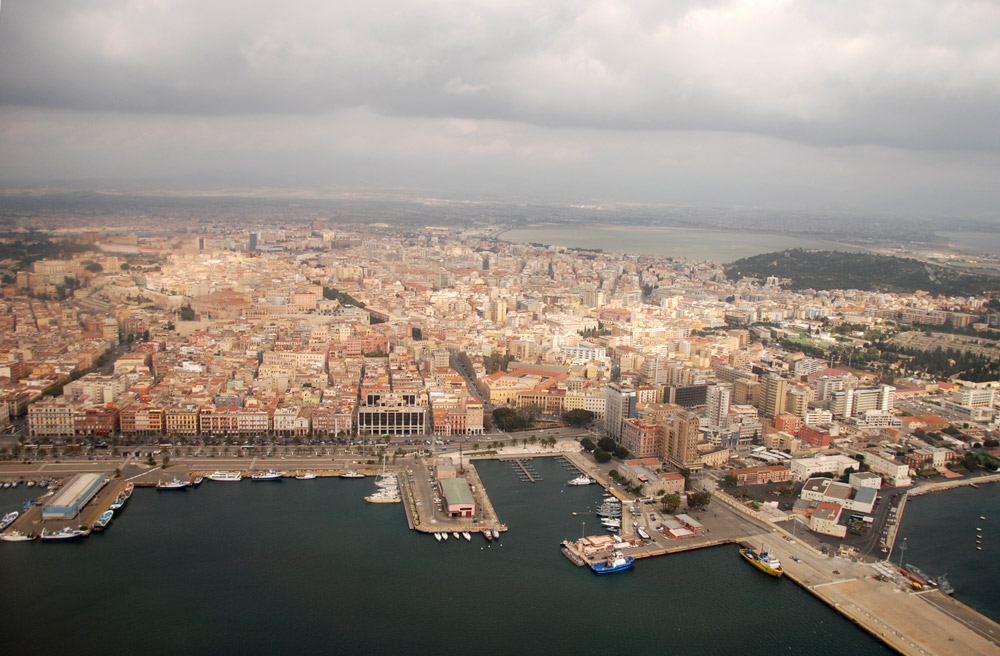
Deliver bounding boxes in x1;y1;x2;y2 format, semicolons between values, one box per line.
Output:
92;510;114;531
122;483;134;498
40;527;88;541
157;477;189;490
340;471;366;479
208;471;243;482
251;470;285;481
0;529;36;542
0;511;18;531
567;476;595;486
740;546;784;577
591;550;634;574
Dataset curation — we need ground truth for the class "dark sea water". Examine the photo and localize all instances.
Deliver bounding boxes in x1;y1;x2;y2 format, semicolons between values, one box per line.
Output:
0;459;888;655
891;484;1000;622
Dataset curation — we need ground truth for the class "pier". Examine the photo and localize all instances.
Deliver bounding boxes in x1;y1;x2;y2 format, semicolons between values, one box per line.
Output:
505;458;538;483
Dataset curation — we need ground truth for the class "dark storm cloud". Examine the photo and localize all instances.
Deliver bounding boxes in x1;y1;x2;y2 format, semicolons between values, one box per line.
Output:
2;0;998;151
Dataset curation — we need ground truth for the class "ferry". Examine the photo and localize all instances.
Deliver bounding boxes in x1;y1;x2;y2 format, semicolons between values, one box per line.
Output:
591;550;634;574
157;477;189;490
340;471;366;479
296;472;318;480
40;527;88;541
0;529;36;542
92;510;114;531
208;471;243;482
739;546;784;577
568;476;595;486
0;511;18;531
251;470;285;481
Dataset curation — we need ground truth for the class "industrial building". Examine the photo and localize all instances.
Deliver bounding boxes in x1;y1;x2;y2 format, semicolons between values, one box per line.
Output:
439;477;475;517
42;473;107;520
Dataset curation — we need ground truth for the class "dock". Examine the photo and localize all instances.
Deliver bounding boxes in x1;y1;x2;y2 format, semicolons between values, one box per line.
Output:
507;459;537;483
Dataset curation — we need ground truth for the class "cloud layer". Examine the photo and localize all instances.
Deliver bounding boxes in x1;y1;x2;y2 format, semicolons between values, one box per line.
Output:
1;0;999;215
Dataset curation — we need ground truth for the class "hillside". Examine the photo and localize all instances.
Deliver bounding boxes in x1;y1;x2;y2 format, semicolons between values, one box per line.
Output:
724;249;1000;296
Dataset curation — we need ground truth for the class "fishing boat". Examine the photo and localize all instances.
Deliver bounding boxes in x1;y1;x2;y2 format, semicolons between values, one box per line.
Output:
40;527;88;541
251;470;285;481
340;471;365;479
567;475;595;486
109;493;128;510
484;531;492;542
462;531;472;542
92;510;114;531
0;529;36;542
122;483;134;498
591;550;634;574
0;511;18;531
156;477;189;490
208;471;243;482
192;476;204;487
296;472;318;480
364;489;400;503
740;546;784;577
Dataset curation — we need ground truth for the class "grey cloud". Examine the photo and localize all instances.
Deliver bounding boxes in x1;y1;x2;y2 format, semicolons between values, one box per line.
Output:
1;1;999;151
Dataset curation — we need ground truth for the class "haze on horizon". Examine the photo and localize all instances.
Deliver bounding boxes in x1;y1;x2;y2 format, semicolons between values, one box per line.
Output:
1;1;999;220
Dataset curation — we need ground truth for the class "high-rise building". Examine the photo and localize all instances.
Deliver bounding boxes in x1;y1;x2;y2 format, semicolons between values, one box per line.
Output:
705;384;731;428
760;373;787;418
489;298;507;324
605;383;636;442
663;408;701;470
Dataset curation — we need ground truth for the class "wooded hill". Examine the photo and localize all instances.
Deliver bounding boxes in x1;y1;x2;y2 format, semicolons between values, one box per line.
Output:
725;249;999;296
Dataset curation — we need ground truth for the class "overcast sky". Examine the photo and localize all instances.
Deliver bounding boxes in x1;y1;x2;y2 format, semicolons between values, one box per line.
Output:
1;0;999;218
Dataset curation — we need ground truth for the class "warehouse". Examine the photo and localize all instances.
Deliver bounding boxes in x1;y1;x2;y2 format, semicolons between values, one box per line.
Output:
42;473;107;520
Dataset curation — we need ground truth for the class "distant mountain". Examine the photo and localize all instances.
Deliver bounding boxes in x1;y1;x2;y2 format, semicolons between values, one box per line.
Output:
724;249;1000;296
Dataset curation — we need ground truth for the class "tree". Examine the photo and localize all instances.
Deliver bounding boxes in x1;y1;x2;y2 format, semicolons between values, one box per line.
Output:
723;474;738;487
594;450;613;463
180;305;195;321
562;409;595;427
689;491;712;509
662;493;681;514
597;437;617;452
84;261;103;273
613;446;628;459
580;437;596;452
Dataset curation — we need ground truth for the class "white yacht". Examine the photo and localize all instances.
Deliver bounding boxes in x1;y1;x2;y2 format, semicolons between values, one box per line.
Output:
462;531;472;542
567;476;595;486
208;471;243;482
0;529;36;542
251;470;285;481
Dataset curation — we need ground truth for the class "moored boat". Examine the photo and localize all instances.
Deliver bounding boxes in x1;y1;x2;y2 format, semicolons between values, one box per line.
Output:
340;471;365;479
0;529;36;542
208;471;243;482
740;546;783;577
122;483;134;498
40;526;88;541
434;532;443;542
452;532;460;540
192;476;204;487
591;550;634;574
568;475;595;486
109;493;128;510
462;531;471;542
484;531;492;542
251;470;285;481
364;490;400;503
92;510;114;531
296;472;318;480
157;477;189;490
491;530;500;540
441;532;449;541
0;511;18;531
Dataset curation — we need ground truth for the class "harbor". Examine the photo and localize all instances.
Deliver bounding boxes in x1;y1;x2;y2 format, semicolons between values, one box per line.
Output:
3;447;1000;655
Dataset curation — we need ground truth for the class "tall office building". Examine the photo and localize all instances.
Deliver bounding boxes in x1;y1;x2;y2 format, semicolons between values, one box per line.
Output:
760;373;787;418
663;408;701;470
489;298;507;324
605;383;637;442
705;384;731;428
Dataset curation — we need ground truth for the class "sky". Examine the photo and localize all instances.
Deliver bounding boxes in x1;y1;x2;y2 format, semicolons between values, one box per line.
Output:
1;0;999;218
